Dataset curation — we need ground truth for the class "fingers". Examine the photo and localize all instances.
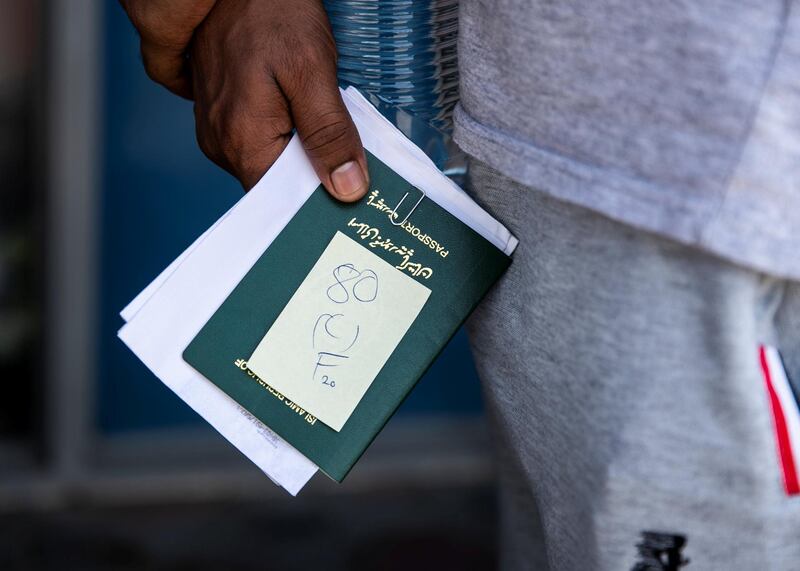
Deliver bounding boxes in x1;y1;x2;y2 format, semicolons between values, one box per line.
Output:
193;71;294;191
278;47;369;202
121;0;217;99
140;40;192;99
171;0;368;199
195;113;291;191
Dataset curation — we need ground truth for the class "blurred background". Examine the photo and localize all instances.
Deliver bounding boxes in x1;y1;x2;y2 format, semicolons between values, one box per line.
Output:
0;1;498;569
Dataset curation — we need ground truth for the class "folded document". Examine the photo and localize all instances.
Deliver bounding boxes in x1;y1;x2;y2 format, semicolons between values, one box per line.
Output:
118;87;517;495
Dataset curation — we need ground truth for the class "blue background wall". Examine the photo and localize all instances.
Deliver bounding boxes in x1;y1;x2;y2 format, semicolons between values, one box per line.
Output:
96;3;484;434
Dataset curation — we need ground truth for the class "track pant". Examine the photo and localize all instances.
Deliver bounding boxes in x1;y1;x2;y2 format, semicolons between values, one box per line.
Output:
466;160;800;570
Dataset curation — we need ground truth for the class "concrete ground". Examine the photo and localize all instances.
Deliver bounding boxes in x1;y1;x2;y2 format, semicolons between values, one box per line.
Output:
0;484;498;571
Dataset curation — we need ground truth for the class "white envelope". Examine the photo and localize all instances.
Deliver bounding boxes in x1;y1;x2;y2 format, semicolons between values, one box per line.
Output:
118;87;517;496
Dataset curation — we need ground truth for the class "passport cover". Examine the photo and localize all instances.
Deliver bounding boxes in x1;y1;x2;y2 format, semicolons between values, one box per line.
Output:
183;152;512;482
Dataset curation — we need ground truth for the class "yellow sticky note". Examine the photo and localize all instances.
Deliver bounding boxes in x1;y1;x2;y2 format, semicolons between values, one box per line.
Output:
247;231;431;431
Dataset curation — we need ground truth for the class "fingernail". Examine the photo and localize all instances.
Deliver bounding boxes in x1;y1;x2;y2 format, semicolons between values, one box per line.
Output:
331;161;367;198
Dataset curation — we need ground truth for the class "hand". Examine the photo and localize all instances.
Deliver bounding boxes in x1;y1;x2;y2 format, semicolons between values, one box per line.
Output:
120;0;217;99
189;0;369;198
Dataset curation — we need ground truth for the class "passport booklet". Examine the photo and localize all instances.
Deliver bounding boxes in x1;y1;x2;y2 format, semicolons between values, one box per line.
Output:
183;151;513;481
119;87;517;493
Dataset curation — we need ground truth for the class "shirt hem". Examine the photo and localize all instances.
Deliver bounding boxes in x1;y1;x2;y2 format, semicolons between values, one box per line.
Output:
453;104;800;281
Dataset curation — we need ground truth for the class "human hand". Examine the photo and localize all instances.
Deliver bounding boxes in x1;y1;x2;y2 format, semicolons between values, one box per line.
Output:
188;0;369;198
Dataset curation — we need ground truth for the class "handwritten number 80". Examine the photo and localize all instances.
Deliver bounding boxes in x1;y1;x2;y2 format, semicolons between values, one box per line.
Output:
326;264;378;304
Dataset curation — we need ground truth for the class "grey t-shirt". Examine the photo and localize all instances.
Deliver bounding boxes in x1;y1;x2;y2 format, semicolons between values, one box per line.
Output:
454;0;799;280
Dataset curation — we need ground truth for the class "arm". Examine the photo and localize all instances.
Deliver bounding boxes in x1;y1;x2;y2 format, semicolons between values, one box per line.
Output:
120;0;369;200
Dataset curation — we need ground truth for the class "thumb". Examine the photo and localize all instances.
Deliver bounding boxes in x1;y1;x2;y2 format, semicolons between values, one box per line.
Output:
280;60;369;202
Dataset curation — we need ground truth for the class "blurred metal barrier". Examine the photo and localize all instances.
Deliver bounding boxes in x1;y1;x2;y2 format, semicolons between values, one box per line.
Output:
45;0;101;488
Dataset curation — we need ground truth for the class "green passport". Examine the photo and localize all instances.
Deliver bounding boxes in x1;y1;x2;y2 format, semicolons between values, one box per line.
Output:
183;152;512;482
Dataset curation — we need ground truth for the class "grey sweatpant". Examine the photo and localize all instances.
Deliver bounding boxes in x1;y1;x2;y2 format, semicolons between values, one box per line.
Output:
466;161;800;570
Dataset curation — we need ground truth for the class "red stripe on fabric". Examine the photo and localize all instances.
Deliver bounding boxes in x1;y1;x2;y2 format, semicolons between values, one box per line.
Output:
760;345;800;496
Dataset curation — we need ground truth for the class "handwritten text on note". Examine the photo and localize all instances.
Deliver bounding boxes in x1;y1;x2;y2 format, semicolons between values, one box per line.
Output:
247;232;430;431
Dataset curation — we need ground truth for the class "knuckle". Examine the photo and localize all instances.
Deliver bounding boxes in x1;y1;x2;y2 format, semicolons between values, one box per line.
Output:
140;49;163;82
196;137;219;167
195;127;217;163
197;93;231;141
236;154;269;185
127;2;163;41
224;140;281;189
301;115;352;155
205;103;226;137
140;43;183;89
283;39;334;78
216;123;260;176
194;108;221;163
124;1;147;31
126;2;197;53
297;43;328;68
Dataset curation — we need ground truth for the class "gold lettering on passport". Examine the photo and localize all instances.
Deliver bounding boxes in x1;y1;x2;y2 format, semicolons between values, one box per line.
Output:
234;358;318;425
366;189;449;259
346;216;434;279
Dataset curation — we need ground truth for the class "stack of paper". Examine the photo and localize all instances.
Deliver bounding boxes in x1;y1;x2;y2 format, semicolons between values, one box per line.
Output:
118;87;517;495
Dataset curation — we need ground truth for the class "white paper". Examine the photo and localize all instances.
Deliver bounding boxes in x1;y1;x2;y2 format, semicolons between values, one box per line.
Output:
119;87;517;496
